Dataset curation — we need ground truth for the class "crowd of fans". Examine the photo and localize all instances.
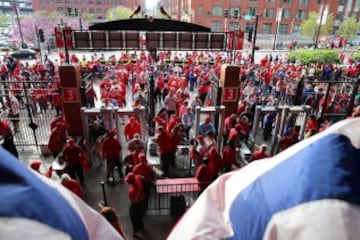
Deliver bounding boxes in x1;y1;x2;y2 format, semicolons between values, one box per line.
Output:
0;48;359;237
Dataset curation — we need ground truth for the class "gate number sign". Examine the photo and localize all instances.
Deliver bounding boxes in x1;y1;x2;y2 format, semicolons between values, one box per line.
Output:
223;87;238;102
63;88;79;103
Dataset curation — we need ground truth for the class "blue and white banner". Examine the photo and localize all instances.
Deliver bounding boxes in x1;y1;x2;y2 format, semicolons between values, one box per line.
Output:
0;149;123;240
169;118;360;240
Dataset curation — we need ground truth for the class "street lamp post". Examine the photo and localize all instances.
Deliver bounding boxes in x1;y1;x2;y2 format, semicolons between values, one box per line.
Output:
13;0;25;48
314;0;328;49
251;14;260;63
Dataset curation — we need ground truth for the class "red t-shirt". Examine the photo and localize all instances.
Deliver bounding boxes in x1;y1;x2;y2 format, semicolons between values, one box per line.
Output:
252;150;268;161
102;137;121;160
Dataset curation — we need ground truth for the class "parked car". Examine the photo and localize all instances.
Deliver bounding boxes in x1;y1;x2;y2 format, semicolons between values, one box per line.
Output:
10;48;36;59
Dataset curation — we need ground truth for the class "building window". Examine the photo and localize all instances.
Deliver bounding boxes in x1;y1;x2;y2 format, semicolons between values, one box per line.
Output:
111;0;116;4
97;8;102;13
104;9;107;13
339;0;345;5
198;5;203;16
65;0;70;3
299;0;308;4
336;12;343;21
266;0;275;2
119;0;124;4
104;0;109;4
245;23;254;33
96;0;101;4
48;0;54;3
89;8;94;13
262;23;272;34
56;0;62;3
229;22;239;30
88;0;93;4
229;7;240;17
247;7;257;16
296;10;307;20
57;6;63;12
283;0;293;3
211;6;223;16
211;21;222;31
250;0;257;1
282;9;291;19
264;8;274;19
293;24;301;34
279;24;288;34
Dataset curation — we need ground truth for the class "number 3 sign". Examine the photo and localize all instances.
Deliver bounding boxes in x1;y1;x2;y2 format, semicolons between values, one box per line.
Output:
63;88;79;103
223;87;238;102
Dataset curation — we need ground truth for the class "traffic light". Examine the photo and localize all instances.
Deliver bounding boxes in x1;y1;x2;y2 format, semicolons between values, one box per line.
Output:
38;29;45;43
67;7;72;16
233;9;239;19
223;9;228;18
247;28;253;42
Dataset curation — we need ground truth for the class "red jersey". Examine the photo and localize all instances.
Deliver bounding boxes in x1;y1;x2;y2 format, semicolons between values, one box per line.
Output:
62;179;83;197
252;150;268;161
48;130;66;152
133;163;152;183
128;176;146;203
124;121;141;141
156;131;172;153
223;146;237;167
63;144;84;166
102;137;121;160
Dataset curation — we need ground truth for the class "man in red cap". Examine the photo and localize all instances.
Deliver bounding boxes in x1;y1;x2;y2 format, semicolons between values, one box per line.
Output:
125;172;146;236
124;116;141;142
30;160;53;178
102;129;123;181
222;140;238;172
62;138;86;186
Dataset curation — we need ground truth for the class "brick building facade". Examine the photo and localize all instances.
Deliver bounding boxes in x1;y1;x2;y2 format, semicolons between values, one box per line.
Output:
159;0;354;35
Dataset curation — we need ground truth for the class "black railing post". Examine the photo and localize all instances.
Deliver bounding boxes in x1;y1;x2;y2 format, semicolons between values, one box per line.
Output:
347;77;360;117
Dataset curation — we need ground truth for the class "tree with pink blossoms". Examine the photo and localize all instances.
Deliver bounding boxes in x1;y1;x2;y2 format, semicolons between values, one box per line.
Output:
11;11;90;47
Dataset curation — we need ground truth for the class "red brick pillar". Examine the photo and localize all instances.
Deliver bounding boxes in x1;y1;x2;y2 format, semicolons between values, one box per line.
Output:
220;65;240;118
59;64;83;136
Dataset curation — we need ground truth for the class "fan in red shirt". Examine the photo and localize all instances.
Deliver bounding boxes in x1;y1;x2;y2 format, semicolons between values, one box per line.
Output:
102;129;124;180
195;158;212;191
124;116;141;141
222;140;237;172
207;147;223;180
60;173;83;198
126;172;146;235
48;122;67;158
305;115;319;134
62;138;86;185
252;144;269;161
156;126;172;177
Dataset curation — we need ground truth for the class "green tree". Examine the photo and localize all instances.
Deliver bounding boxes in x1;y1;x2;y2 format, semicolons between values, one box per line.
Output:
288;49;340;64
81;11;96;23
336;17;360;40
354;51;360;62
106;6;139;21
0;15;10;26
300;12;334;38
